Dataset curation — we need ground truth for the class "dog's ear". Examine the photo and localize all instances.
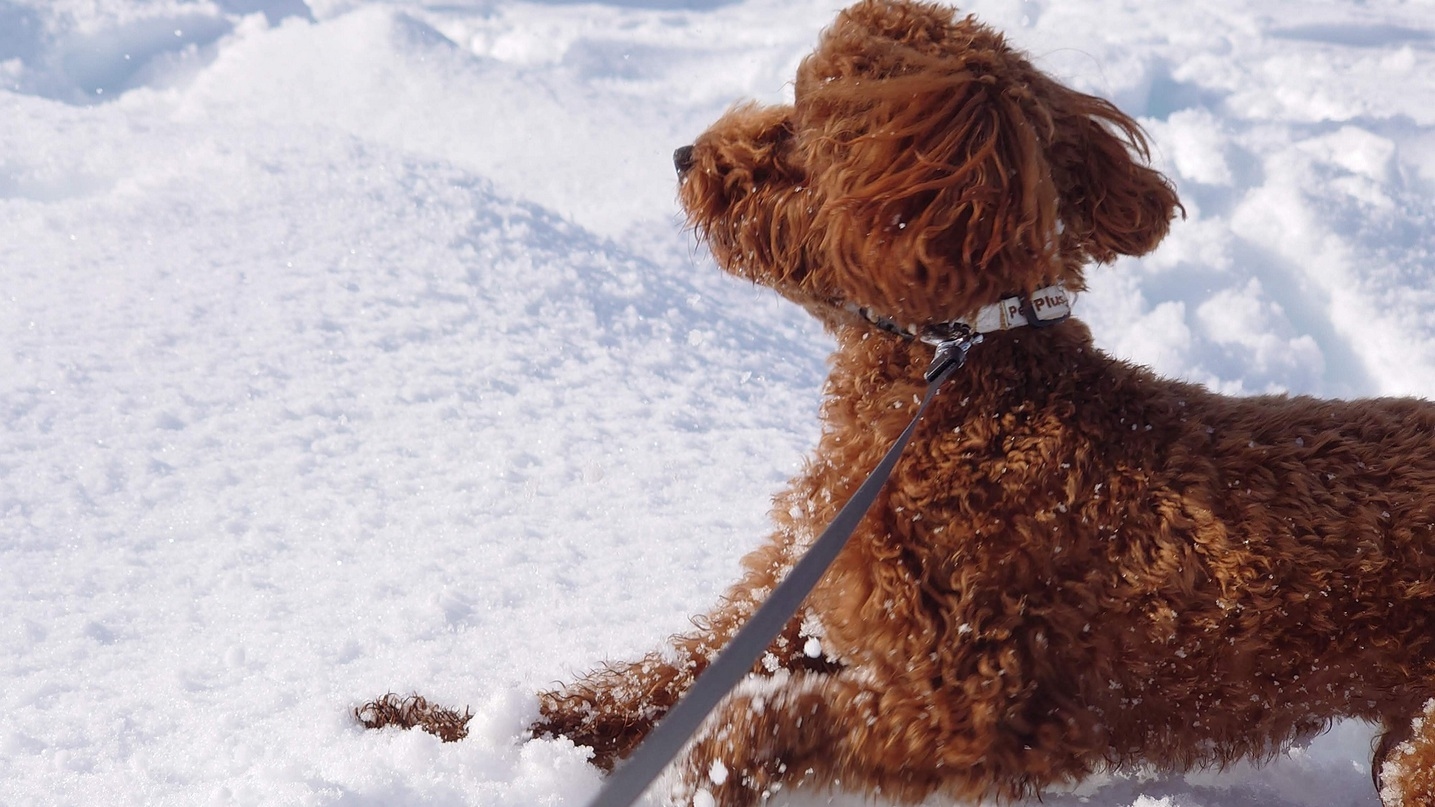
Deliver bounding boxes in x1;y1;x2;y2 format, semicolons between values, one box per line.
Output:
791;2;1183;321
1045;88;1183;262
794;51;1065;321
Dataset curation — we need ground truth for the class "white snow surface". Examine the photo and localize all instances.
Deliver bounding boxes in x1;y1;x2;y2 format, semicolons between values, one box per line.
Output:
2;0;1434;804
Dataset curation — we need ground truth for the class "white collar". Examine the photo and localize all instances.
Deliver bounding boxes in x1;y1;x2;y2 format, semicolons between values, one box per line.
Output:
845;283;1074;340
963;284;1073;333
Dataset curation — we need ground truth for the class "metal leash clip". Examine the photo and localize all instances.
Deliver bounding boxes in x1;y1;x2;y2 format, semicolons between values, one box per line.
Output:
920;322;982;383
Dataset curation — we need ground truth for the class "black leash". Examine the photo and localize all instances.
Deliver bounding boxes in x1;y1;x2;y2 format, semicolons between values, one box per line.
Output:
584;328;980;807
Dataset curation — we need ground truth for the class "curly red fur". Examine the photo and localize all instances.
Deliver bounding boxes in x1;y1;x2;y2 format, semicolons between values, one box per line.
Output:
1382;701;1435;804
355;693;472;743
529;2;1435;805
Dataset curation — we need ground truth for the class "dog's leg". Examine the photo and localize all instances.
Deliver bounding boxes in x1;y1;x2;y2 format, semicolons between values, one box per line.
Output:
532;532;837;770
1376;699;1435;806
668;669;1057;807
532;647;699;770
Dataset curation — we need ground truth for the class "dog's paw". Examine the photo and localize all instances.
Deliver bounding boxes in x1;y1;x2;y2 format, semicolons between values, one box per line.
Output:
529;694;657;771
355;692;473;742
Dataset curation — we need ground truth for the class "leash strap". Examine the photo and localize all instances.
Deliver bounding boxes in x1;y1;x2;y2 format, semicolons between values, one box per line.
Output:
584;341;972;807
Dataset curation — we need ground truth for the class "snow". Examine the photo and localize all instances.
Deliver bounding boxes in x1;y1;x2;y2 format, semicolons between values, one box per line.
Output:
1;0;1432;804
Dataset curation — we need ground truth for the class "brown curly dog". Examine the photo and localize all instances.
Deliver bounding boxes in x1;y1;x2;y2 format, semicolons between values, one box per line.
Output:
529;1;1435;804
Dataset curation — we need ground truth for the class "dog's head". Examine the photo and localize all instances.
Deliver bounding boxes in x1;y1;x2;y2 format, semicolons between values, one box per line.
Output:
676;0;1181;327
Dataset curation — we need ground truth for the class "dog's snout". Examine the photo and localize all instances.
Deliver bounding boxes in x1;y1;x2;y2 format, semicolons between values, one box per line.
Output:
673;145;696;176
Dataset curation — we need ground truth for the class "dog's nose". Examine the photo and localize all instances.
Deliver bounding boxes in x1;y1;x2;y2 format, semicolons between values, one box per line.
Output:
673;145;696;176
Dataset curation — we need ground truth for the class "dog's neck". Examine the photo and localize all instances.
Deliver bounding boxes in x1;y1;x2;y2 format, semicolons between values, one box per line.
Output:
843;284;1074;346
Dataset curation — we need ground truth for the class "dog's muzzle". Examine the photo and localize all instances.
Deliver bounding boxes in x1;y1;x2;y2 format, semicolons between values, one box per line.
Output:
673;145;696;176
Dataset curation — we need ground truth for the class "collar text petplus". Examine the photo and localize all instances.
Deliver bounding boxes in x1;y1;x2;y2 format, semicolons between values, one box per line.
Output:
845;284;1074;383
846;283;1074;341
965;284;1073;333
